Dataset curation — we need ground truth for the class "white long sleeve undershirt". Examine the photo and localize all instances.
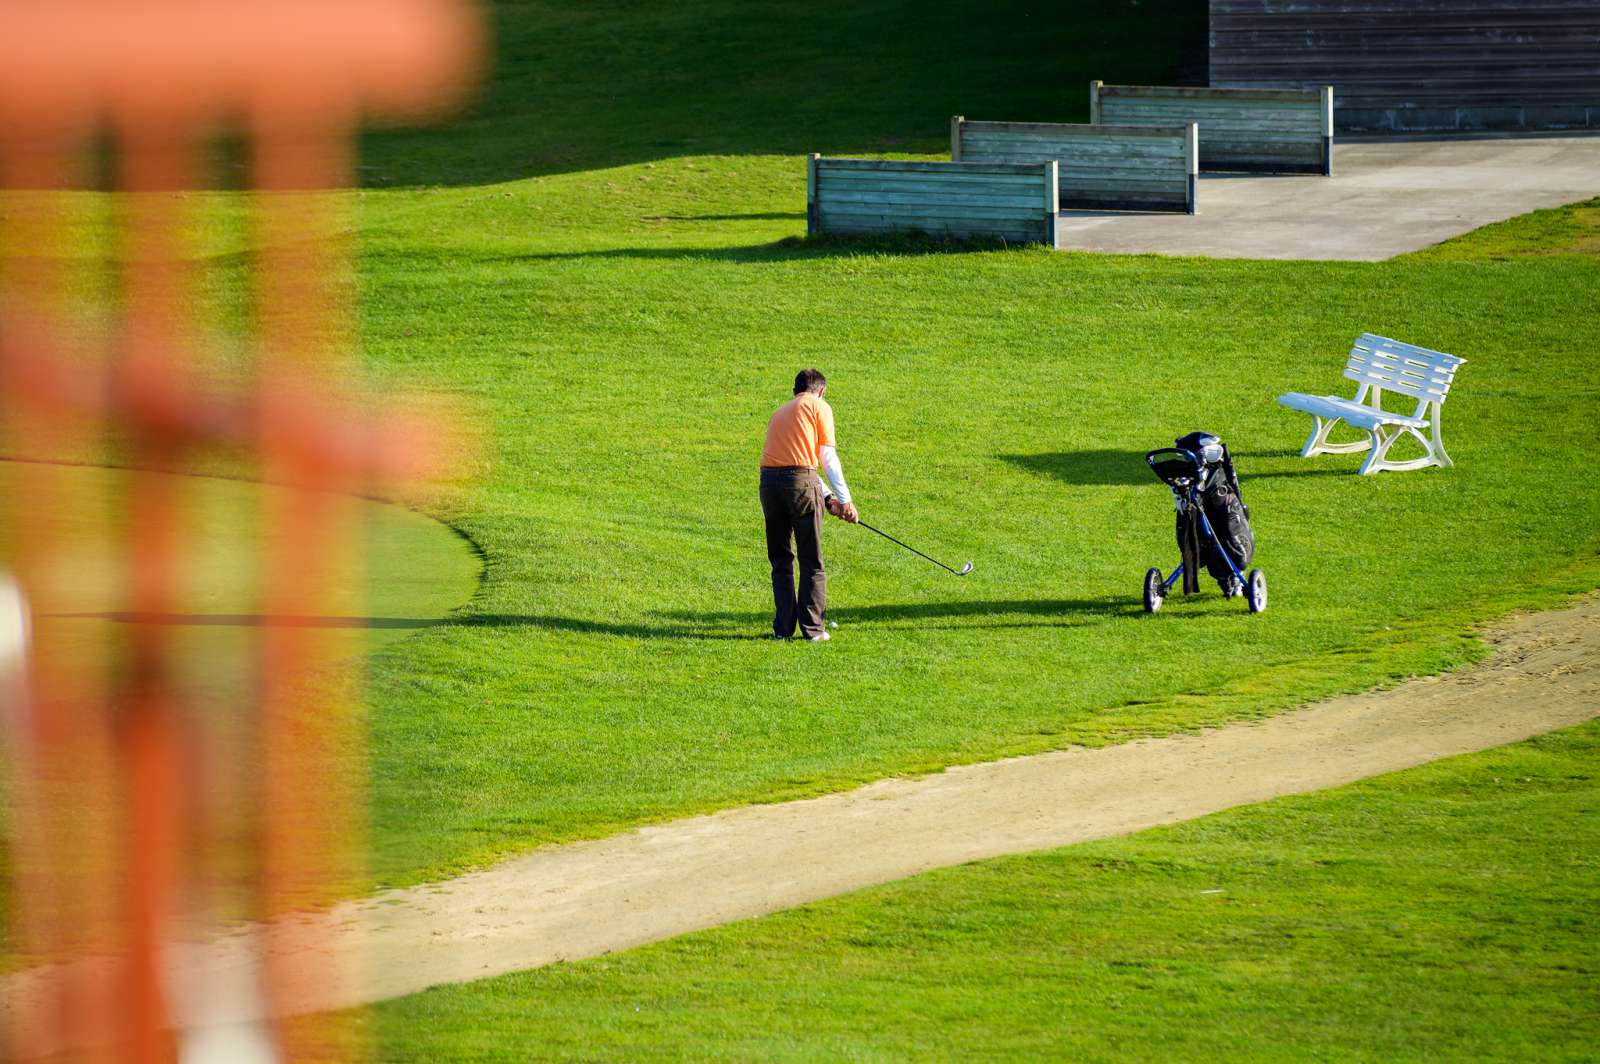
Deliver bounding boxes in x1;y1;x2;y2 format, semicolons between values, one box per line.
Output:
818;445;851;504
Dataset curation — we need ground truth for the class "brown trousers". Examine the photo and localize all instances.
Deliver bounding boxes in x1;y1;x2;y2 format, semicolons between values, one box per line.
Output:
759;466;825;639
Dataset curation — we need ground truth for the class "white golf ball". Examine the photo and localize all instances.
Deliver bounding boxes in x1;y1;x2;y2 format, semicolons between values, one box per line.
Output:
828;621;838;629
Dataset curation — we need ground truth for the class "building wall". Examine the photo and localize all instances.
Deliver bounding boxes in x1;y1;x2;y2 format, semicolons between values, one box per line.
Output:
1209;0;1600;133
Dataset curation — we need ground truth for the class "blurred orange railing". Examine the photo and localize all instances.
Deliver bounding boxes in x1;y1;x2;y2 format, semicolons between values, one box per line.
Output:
0;2;479;1059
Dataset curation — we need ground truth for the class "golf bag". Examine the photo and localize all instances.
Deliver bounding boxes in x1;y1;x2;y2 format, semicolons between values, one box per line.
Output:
1172;431;1253;593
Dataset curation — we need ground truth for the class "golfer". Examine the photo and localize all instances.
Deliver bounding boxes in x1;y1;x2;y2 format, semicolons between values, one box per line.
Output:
759;368;858;641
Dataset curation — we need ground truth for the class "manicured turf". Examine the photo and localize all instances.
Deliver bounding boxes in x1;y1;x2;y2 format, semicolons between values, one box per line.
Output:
366;720;1600;1061
0;461;479;656
348;166;1600;885
7;1;1598;897
342;2;1597;884
1408;196;1600;262
360;0;1207;186
0;461;479;960
6;1;1598;1056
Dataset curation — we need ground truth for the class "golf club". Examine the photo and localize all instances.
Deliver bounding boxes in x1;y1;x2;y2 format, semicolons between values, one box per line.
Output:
856;520;972;576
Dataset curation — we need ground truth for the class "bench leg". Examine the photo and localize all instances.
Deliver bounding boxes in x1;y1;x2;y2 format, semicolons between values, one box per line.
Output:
1429;410;1454;468
1359;424;1444;475
1302;414;1371;458
1357;424;1395;474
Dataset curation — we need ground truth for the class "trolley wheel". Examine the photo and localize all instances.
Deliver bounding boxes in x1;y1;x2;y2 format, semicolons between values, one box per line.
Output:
1222;575;1242;599
1143;567;1165;613
1246;568;1268;614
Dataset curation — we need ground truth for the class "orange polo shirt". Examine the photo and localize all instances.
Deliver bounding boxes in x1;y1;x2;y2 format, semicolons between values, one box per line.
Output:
760;392;836;468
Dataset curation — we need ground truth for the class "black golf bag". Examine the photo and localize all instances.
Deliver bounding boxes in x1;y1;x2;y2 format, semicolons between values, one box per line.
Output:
1172;431;1253;594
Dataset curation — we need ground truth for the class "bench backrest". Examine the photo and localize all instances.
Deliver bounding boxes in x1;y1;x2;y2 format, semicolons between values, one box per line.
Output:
807;155;1061;247
1345;333;1466;406
1091;81;1333;175
952;117;1197;215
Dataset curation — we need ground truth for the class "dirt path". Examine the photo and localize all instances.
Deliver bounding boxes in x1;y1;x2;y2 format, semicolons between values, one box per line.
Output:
6;597;1598;1043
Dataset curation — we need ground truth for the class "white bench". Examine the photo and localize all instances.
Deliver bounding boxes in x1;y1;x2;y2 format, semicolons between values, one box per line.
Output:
1277;334;1466;475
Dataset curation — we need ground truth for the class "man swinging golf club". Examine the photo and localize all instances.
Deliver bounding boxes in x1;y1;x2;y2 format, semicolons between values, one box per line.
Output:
760;368;857;641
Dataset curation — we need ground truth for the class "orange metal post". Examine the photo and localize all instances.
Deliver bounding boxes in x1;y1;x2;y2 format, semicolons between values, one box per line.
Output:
0;2;480;1058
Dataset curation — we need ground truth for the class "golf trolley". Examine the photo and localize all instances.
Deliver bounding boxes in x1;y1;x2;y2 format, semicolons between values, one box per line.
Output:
1142;432;1266;614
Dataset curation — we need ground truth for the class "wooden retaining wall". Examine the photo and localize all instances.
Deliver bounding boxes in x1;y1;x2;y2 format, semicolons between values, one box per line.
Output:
953;117;1197;214
806;156;1062;247
1092;82;1333;175
1210;0;1600;133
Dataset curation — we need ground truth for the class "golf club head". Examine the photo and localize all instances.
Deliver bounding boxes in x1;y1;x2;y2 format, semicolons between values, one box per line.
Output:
958;561;973;576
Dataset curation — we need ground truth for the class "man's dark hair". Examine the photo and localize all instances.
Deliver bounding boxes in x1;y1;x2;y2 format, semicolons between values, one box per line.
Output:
794;368;826;395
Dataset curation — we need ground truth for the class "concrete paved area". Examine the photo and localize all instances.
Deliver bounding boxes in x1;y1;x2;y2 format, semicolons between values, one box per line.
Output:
1063;133;1600;260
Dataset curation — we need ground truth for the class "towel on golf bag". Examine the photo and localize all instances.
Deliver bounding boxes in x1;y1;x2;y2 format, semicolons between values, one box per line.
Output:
1173;431;1254;591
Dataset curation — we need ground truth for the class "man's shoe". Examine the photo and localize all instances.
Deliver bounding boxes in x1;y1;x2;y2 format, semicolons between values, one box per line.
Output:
805;630;830;642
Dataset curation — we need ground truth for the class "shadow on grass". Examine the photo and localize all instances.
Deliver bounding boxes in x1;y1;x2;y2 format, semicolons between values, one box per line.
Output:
355;0;1205;187
1000;450;1151;487
653;597;1165;632
64;596;1193;642
640;212;805;223
465;598;1189;638
839;597;1138;623
464;604;1172;638
1235;447;1377;479
53;612;440;629
454;614;769;641
1233;448;1304;460
1204;448;1365;481
58;610;765;641
470;232;1050;265
836;597;1156;627
1246;466;1361;480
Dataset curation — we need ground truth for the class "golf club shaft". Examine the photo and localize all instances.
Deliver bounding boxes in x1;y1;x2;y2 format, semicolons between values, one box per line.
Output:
856;520;962;574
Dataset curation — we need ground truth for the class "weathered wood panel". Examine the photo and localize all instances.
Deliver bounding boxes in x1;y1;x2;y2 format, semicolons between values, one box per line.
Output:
953;117;1197;214
807;156;1061;247
1210;0;1600;133
1093;82;1333;174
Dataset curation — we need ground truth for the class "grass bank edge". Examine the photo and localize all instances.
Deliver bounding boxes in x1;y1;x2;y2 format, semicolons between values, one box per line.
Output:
368;554;1600;889
359;718;1600;1061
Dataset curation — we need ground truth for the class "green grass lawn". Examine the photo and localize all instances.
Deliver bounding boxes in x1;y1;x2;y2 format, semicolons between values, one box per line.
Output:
35;0;1577;890
0;461;479;665
349;172;1600;885
0;462;479;960
5;0;1597;897
5;0;1598;1055
359;0;1206;186
1410;196;1600;262
364;719;1600;1062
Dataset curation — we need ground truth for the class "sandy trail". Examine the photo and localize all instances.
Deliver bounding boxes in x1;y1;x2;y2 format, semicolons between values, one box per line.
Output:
5;597;1597;1044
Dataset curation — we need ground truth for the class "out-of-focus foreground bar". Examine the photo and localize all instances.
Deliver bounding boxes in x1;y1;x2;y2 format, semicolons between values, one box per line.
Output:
0;2;480;1061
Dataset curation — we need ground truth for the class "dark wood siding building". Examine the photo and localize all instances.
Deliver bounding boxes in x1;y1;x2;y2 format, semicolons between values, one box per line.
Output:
1209;0;1600;132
